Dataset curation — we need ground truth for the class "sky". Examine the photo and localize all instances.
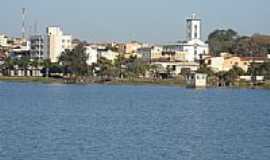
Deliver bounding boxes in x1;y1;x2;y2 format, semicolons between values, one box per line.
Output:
1;0;270;43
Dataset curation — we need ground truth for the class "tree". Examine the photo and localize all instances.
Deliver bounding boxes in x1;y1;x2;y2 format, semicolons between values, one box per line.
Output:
221;66;245;86
197;64;215;77
126;58;149;78
208;29;238;56
16;57;31;76
96;57;114;79
59;43;89;78
248;61;270;80
114;55;127;78
232;36;261;57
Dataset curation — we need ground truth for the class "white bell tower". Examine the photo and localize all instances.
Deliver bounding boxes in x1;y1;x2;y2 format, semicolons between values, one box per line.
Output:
186;13;201;41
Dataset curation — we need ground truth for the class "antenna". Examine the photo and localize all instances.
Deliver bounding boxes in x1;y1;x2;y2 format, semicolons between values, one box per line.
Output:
22;8;26;39
34;20;38;35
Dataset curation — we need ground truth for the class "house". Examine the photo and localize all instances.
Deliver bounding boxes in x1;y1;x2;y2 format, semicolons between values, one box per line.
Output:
97;47;119;62
85;45;98;65
205;54;254;73
162;45;193;62
151;61;200;76
137;46;163;62
0;34;8;47
239;76;264;82
186;73;207;88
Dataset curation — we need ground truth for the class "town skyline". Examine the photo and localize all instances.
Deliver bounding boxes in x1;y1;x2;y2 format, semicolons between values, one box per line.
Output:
1;0;270;43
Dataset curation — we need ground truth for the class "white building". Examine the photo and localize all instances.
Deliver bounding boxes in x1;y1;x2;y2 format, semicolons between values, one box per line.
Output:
151;61;200;76
0;34;8;47
62;35;72;50
186;73;207;88
97;48;119;61
47;27;72;63
85;46;98;65
183;13;209;61
159;14;208;62
186;13;201;41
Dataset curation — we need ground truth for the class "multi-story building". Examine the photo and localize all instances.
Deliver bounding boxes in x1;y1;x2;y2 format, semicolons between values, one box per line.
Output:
30;35;47;60
0;34;8;47
47;27;72;63
85;45;98;65
137;46;163;62
162;45;194;62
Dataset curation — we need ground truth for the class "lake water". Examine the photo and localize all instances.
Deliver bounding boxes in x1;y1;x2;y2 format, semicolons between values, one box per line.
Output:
0;82;270;160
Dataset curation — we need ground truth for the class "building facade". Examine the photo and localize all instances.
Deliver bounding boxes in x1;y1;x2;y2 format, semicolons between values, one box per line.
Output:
0;34;8;47
186;13;201;41
30;35;47;60
47;27;72;63
85;45;98;65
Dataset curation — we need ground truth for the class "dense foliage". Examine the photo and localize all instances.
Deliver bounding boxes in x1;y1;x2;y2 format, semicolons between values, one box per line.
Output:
208;29;270;57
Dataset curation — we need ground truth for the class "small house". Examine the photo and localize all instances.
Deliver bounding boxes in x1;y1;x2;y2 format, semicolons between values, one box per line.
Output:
186;73;207;88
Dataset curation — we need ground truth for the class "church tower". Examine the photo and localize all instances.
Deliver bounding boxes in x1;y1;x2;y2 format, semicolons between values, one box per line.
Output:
186;13;201;41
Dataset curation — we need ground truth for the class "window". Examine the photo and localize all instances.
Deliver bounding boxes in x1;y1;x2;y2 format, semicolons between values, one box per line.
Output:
194;25;198;38
172;65;176;71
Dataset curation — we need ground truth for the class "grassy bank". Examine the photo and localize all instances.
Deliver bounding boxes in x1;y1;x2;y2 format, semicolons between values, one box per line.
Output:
0;76;64;84
0;76;186;86
1;76;270;89
108;79;186;87
234;80;270;89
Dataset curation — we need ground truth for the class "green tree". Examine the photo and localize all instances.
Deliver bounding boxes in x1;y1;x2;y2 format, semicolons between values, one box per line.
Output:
16;57;31;76
114;55;126;78
221;66;245;86
126;58;149;78
248;61;270;80
208;29;238;56
197;64;215;77
59;43;89;78
96;57;114;79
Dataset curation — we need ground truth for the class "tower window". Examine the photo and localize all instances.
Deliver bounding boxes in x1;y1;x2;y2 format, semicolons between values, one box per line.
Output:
194;25;198;38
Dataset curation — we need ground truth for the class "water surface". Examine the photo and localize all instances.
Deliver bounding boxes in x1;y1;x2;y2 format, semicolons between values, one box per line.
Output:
0;82;270;160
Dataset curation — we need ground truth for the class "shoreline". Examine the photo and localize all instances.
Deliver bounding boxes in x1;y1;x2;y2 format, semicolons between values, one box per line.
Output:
0;76;186;87
0;76;270;89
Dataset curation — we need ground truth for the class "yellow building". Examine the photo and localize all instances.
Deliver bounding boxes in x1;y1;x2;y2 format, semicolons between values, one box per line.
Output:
206;54;251;73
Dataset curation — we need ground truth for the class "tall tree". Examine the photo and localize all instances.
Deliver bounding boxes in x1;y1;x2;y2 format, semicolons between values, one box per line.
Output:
96;57;114;79
208;29;238;56
59;43;89;77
